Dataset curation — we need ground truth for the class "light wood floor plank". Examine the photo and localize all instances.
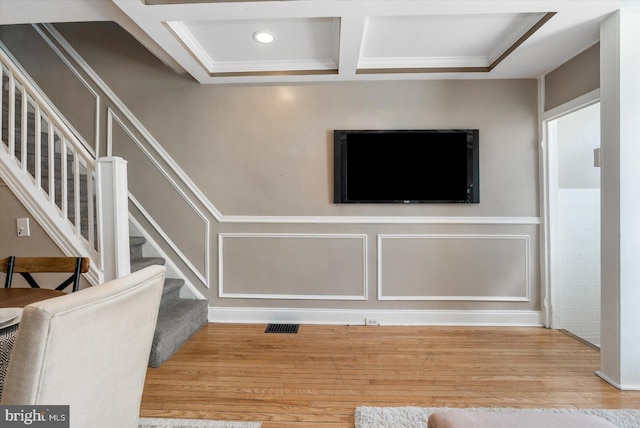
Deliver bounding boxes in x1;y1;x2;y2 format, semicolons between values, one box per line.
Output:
140;324;640;427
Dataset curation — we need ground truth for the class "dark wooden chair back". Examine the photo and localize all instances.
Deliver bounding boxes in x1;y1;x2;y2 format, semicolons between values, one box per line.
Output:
0;256;90;292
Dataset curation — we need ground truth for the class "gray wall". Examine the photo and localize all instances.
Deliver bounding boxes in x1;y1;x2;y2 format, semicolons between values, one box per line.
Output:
0;23;542;320
0;181;91;289
544;43;600;112
0;181;64;264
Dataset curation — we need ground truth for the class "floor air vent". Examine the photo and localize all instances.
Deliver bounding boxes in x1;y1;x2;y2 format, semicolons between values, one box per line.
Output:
265;323;299;334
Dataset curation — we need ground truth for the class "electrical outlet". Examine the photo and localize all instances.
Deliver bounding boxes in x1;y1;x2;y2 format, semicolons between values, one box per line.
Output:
365;318;380;326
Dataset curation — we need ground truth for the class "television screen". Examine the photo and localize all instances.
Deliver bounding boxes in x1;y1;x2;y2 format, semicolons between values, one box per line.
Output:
333;129;479;203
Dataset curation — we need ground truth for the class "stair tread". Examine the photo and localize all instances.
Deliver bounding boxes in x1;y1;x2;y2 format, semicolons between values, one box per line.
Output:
130;236;146;246
130;257;165;272
161;277;183;304
163;277;184;291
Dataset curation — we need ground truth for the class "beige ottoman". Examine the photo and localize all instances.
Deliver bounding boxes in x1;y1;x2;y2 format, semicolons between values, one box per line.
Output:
428;410;618;428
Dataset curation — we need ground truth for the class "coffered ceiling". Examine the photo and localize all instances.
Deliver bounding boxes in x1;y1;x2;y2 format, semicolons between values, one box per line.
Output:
0;0;637;85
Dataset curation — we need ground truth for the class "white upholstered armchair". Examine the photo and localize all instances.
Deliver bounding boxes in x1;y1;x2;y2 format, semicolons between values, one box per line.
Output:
0;265;166;428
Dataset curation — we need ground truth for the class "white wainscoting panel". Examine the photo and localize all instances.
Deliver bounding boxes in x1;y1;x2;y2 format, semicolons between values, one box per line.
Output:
378;234;531;301
219;233;367;300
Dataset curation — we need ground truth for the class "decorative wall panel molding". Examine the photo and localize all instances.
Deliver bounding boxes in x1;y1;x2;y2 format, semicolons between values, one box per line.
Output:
219;233;367;300
21;24;99;156
378;234;531;301
109;110;210;287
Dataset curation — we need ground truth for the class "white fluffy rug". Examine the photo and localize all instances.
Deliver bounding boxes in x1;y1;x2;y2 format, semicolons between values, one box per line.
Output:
354;406;640;428
139;418;260;428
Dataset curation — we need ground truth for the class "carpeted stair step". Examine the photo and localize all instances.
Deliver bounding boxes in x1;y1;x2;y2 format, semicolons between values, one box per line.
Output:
127;235;207;367
161;278;183;306
129;236;146;259
149;298;208;368
130;256;165;272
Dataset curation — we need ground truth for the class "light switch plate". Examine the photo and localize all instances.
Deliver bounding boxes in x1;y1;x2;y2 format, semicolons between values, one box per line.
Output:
17;218;30;237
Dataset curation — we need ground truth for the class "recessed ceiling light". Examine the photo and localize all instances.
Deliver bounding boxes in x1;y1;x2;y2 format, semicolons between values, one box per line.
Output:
253;31;275;44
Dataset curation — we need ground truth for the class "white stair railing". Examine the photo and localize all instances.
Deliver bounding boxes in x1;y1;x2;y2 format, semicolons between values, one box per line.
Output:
33;23;213;294
0;42;130;284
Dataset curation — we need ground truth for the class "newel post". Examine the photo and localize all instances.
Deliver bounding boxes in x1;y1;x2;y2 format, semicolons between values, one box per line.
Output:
97;156;131;281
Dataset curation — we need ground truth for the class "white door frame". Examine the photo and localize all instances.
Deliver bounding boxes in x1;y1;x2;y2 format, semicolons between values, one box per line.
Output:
539;88;600;328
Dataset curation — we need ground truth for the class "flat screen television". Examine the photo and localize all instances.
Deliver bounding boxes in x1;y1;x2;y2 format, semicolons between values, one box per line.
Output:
334;129;479;204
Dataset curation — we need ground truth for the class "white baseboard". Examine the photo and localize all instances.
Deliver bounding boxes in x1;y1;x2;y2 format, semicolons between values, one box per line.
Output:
208;306;543;326
595;370;640;391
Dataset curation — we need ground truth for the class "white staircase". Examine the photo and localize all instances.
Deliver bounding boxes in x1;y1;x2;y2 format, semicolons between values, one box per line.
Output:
1;32;207;367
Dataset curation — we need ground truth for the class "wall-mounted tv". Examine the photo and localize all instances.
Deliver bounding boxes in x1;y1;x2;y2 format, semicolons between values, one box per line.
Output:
334;129;479;204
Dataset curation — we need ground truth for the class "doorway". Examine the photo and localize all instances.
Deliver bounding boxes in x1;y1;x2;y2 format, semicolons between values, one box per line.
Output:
547;102;601;347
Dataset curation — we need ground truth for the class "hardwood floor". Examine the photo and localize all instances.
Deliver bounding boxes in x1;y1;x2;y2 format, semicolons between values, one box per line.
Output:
140;324;640;427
